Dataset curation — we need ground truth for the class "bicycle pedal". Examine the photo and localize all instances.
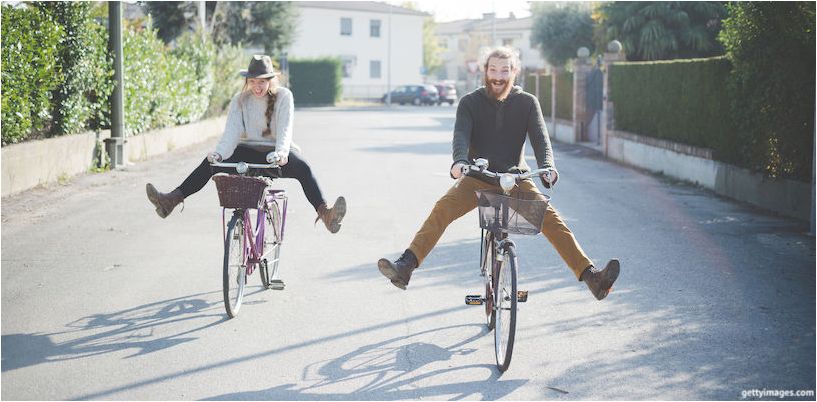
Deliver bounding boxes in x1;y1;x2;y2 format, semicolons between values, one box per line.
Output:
465;295;484;305
269;279;285;290
517;291;528;302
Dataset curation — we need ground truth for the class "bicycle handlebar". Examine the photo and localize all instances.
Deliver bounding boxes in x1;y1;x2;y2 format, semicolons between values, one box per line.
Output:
463;164;551;181
211;161;280;169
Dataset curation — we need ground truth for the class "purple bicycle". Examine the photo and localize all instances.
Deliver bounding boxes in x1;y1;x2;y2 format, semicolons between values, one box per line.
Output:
211;159;288;318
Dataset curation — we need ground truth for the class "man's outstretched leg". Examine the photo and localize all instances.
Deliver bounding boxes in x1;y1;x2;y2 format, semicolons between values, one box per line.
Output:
378;177;488;290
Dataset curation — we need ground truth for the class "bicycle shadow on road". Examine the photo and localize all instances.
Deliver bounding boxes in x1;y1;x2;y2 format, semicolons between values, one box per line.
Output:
1;289;239;372
203;324;527;400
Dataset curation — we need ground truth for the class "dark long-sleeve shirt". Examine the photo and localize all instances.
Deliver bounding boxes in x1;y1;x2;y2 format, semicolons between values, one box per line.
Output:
452;85;554;174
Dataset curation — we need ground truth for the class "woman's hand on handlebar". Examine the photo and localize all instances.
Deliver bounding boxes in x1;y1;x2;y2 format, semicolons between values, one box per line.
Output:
266;151;288;166
207;152;222;163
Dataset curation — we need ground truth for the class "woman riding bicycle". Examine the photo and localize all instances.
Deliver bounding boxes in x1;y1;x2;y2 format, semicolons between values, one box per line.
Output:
146;55;347;233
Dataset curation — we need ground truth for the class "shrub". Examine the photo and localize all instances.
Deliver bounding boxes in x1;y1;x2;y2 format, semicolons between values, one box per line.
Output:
205;42;245;117
167;31;214;125
1;4;63;145
288;58;342;106
38;2;113;136
719;2;815;180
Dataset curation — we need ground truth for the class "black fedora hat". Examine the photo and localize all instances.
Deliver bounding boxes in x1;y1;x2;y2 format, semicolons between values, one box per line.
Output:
240;55;279;78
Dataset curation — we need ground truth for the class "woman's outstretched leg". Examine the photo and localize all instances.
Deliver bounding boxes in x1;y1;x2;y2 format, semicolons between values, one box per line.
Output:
280;152;347;233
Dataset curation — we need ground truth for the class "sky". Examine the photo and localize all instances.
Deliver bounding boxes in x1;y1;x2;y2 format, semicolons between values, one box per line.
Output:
386;0;534;22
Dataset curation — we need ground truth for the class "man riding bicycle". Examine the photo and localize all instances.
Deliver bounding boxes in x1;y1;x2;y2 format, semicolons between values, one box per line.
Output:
377;47;620;300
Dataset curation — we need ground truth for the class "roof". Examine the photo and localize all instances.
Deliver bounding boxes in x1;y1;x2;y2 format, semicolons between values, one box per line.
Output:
436;16;533;35
293;1;429;17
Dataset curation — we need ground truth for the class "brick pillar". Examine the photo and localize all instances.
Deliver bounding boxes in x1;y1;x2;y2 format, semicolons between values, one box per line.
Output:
573;56;590;143
601;41;625;156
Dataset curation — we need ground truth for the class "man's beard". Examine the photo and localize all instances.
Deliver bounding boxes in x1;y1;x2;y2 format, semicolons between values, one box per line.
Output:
484;77;513;100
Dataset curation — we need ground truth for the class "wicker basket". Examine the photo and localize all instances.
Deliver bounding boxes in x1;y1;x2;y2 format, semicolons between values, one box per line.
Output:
475;189;550;235
212;174;268;209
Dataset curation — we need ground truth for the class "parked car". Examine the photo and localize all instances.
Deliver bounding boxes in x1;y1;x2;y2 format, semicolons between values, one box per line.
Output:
434;83;457;105
381;85;439;105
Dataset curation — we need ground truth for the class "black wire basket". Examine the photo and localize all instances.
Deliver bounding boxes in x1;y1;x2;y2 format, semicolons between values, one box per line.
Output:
475;189;550;235
212;174;268;209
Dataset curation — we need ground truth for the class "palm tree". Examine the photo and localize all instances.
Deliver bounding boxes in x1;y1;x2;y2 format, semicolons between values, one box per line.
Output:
594;2;727;61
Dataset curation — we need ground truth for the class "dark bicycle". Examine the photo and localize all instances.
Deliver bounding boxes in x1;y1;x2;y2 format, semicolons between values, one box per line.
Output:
211;157;288;318
463;158;552;372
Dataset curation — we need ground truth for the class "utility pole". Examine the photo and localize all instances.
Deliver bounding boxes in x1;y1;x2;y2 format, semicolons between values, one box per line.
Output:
106;1;125;169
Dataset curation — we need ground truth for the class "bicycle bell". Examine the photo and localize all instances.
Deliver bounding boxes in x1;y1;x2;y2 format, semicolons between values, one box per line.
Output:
499;173;515;193
475;158;489;170
236;161;249;174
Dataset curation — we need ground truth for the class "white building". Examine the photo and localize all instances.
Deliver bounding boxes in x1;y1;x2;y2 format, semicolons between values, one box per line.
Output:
435;13;545;94
289;1;428;100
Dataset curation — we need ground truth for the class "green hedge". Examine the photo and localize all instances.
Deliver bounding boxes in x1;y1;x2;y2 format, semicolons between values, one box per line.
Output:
122;28;214;135
554;71;573;120
2;3;225;145
205;43;245;118
288;58;342;106
40;2;113;136
524;74;553;118
609;57;739;162
1;4;63;145
524;72;571;120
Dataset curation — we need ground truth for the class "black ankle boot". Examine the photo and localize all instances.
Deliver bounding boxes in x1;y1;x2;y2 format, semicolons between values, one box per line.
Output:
377;249;418;290
581;259;620;300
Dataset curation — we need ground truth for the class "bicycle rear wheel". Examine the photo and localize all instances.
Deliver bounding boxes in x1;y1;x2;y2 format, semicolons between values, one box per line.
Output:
223;212;247;318
494;243;518;372
481;231;496;330
260;200;283;289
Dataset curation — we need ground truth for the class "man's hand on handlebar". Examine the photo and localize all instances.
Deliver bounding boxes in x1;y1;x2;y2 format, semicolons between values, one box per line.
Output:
450;162;467;179
207;152;223;163
541;167;559;188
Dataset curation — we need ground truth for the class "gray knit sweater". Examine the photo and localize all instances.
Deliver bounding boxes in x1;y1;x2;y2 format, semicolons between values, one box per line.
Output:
214;87;300;159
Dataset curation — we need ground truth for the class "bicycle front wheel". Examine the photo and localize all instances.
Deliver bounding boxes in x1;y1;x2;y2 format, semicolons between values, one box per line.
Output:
223;212;247;318
260;200;283;288
494;243;518;372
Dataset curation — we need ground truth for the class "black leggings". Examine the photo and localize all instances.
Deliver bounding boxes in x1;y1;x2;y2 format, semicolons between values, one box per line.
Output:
176;145;326;210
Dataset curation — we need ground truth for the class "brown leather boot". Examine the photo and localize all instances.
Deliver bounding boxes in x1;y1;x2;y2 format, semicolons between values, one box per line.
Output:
146;183;184;219
580;259;620;300
315;196;346;233
377;249;418;290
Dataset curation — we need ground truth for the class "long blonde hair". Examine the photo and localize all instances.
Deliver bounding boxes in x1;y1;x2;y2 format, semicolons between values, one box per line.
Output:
240;77;279;138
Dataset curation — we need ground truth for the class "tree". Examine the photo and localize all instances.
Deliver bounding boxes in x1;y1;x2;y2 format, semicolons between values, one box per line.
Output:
141;2;217;44
531;2;595;67
211;2;297;55
423;16;443;75
719;2;815;180
594;2;727;61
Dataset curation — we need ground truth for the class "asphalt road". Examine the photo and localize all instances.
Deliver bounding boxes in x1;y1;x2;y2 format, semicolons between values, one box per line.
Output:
2;106;814;400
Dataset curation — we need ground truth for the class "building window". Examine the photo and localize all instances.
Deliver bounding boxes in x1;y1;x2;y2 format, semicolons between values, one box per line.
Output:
370;19;381;37
502;38;514;47
341;17;352;36
340;55;356;77
370;60;381;78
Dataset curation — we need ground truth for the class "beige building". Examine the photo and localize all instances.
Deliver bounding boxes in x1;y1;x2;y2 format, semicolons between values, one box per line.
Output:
290;1;428;100
434;13;546;94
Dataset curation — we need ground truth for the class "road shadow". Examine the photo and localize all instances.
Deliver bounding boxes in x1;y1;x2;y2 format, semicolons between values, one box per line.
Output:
203;324;527;400
0;288;252;372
